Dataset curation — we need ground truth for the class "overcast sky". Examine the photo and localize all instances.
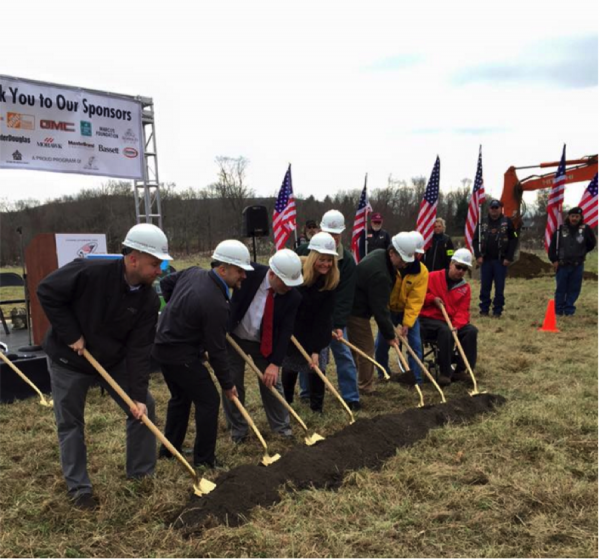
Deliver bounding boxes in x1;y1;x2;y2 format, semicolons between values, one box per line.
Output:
1;0;597;211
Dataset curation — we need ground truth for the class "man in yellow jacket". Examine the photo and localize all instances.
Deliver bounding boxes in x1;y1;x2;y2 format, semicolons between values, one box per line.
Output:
374;232;429;384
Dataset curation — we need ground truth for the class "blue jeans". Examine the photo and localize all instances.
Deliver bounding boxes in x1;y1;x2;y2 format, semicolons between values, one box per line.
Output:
375;312;423;383
479;259;508;316
555;264;584;315
296;349;327;400
330;329;360;404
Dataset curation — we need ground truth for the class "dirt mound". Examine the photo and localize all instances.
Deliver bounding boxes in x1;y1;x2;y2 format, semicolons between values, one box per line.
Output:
508;252;598;280
173;393;506;533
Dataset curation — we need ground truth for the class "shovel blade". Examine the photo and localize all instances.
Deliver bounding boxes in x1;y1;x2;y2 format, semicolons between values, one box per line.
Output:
193;477;217;496
260;453;282;466
304;432;326;446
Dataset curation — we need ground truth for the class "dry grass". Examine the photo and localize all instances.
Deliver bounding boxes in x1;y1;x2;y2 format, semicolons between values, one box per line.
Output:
0;257;597;558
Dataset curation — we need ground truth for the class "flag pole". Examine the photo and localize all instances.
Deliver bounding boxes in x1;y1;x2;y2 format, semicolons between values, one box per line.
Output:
363;173;369;258
290;162;298;248
477;146;483;256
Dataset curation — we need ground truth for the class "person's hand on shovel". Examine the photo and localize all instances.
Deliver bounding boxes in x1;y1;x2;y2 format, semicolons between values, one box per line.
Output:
398;325;409;338
434;297;444;309
262;364;280;388
223;386;239;401
69;336;86;355
309;353;319;370
387;337;399;347
130;401;148;421
332;329;344;341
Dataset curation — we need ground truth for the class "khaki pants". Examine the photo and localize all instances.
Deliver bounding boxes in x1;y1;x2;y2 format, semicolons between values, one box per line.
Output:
346;315;376;394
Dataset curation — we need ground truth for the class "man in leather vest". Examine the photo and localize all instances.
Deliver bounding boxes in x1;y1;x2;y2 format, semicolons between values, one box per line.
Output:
548;206;597;316
473;199;518;318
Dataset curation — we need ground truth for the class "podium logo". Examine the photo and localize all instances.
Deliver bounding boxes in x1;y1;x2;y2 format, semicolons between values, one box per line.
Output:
80;121;92;137
40;120;76;132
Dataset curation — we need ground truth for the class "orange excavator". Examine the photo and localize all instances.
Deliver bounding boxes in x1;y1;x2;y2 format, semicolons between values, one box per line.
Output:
501;154;598;229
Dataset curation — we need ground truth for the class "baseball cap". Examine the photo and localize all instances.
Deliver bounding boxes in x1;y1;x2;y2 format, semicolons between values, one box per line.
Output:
371;212;383;222
568;206;583;216
489;199;503;208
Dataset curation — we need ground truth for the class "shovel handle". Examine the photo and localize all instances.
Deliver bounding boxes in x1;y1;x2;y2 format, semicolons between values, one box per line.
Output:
0;351;52;406
231;395;269;452
392;343;425;407
397;333;446;403
437;304;479;393
334;334;390;380
82;349;200;483
291;336;355;424
225;334;310;434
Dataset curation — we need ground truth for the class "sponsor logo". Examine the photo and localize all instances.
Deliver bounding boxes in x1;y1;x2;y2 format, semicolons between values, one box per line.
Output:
95;126;118;139
36;137;63;149
84;156;99;170
77;242;99;258
99;144;119;154
6;112;35;130
40;119;76;132
4;150;29;165
80;121;92;137
122;128;138;143
68;140;95;149
123;147;138;158
0;133;31;144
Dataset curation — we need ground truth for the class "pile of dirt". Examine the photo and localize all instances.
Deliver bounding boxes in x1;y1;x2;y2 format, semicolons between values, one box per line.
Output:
173;393;506;533
508;251;598;280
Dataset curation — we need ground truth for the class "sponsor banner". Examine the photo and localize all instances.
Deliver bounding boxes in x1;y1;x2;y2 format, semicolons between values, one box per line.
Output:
0;76;143;179
55;233;107;268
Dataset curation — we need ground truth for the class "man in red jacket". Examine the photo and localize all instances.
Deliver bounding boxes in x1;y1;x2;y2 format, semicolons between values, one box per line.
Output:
420;248;477;386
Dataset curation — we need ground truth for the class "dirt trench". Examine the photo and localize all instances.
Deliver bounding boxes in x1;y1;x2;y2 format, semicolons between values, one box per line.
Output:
173;393;506;533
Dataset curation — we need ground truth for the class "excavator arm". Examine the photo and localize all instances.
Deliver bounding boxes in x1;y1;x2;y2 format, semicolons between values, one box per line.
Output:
501;154;598;229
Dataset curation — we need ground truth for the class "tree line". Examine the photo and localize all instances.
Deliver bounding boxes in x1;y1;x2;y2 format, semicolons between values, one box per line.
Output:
1;156;550;266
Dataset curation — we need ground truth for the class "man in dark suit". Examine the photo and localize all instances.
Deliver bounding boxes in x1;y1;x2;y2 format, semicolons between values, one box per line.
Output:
222;249;303;443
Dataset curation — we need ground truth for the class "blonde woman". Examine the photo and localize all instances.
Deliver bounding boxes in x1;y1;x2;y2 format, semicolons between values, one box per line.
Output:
282;232;340;413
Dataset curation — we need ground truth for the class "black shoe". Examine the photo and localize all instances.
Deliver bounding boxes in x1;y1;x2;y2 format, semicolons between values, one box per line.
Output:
492;314;502;319
194;457;224;469
279;430;294;440
479;311;489;317
437;375;452;387
346;401;361;411
395;370;418;386
452;371;471;383
72;493;98;511
299;396;310;405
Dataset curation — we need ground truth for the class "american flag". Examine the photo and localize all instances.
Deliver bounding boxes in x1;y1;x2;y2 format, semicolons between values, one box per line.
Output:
544;145;567;252
351;175;372;262
465;146;486;251
416;156;441;250
273;164;297;250
578;173;598;228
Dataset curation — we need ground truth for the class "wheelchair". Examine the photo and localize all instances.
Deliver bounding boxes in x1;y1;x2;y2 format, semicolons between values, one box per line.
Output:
419;325;459;382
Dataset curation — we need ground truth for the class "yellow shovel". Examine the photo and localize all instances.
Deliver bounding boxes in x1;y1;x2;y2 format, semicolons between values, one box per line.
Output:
333;333;390;381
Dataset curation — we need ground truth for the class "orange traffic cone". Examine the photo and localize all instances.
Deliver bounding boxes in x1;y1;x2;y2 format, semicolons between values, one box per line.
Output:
538;299;560;332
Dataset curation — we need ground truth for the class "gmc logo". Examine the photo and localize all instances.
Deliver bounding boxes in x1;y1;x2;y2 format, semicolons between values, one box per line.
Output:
40;120;76;132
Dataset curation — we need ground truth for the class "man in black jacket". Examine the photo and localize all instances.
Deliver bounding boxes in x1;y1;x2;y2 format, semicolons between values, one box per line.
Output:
152;240;249;468
37;224;172;510
424;218;454;271
358;212;391;261
548;206;597;316
222;249;303;443
473;199;518;317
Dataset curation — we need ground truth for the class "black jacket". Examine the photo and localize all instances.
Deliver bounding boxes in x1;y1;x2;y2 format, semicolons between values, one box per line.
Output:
37;258;159;402
473;215;518;261
152;268;234;390
424;233;454;271
358;227;391;260
288;276;335;358
548;222;597;265
296;243;357;330
229;263;301;367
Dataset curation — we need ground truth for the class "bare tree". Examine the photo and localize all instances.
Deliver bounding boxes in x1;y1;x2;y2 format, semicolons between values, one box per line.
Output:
212;156;255;216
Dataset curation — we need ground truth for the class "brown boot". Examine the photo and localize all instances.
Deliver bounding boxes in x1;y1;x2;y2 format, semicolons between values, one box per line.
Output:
437;375;452;387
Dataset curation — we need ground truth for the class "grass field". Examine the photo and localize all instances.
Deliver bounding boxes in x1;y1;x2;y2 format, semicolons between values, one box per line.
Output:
0;257;597;557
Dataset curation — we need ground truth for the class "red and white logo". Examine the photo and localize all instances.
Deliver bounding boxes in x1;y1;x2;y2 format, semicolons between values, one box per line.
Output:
123;147;138;158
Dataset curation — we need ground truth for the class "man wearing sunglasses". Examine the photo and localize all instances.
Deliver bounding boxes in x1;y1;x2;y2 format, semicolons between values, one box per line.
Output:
419;248;478;386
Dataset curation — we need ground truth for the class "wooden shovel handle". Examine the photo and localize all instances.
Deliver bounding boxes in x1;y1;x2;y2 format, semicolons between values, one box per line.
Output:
334;334;390;380
231;395;268;452
291;336;354;423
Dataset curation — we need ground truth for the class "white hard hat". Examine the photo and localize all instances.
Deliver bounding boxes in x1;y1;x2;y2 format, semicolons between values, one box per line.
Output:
451;248;473;267
409;231;426;254
320;210;346;234
307;232;338;256
391;232;417;263
212;239;253;271
123;224;172;260
269;249;303;286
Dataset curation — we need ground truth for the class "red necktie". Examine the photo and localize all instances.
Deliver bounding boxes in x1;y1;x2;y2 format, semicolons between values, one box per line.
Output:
260;288;275;357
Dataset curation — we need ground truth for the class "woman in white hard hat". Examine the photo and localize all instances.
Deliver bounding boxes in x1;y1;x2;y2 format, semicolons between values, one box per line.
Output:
282;232;340;413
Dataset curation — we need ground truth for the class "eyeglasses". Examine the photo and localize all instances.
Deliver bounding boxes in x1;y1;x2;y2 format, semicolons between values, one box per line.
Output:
307;225;319;229
454;264;469;272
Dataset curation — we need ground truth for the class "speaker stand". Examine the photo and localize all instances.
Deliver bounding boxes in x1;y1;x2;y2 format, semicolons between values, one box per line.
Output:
251;234;257;262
